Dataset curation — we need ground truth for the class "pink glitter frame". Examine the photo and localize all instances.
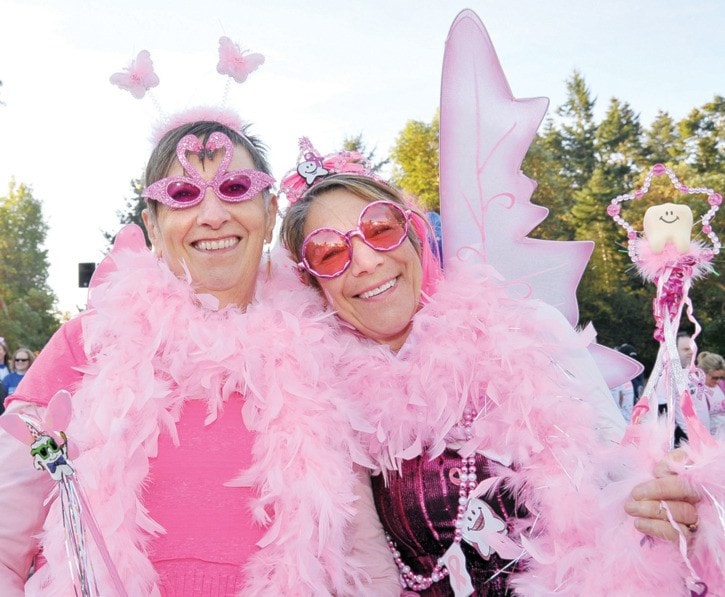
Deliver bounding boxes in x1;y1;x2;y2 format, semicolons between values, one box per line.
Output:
143;132;274;209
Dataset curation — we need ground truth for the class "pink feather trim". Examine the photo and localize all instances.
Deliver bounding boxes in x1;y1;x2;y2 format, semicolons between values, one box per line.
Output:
634;238;715;282
151;106;245;144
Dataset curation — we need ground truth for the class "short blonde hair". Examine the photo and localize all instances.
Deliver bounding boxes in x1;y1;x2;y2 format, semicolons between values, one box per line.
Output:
697;351;725;374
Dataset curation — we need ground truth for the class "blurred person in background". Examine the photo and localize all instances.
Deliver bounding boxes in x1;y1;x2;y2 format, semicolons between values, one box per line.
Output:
3;348;34;395
0;338;11;382
697;351;725;436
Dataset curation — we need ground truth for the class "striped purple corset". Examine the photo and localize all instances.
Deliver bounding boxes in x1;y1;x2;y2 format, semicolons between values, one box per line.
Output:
372;449;524;596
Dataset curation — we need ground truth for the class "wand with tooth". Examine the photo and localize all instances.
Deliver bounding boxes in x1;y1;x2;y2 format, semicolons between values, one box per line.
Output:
606;163;721;449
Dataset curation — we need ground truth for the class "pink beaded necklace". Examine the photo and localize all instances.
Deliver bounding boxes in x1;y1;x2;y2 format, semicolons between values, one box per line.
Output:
385;408;479;593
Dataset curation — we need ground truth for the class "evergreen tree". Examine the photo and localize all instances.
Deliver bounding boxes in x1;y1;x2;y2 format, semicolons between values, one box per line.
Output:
595;98;643;177
0;181;60;351
523;128;575;241
679;95;725;173
554;71;597;189
643;111;683;164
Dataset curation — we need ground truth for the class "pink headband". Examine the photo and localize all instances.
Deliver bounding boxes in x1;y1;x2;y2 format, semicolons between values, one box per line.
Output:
280;137;384;204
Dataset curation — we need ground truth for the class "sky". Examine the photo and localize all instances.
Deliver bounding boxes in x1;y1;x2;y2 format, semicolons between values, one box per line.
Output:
0;0;723;314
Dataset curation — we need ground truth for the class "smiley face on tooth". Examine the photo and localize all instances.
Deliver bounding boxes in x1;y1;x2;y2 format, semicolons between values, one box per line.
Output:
643;202;693;253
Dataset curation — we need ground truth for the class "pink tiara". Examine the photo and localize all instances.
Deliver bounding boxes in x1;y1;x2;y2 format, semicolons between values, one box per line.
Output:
110;37;264;143
280;137;383;204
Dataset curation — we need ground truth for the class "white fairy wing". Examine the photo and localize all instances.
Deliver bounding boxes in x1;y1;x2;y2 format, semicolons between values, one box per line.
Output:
439;10;641;387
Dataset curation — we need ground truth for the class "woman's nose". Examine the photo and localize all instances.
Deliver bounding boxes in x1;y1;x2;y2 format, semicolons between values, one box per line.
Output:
196;189;231;227
349;237;384;276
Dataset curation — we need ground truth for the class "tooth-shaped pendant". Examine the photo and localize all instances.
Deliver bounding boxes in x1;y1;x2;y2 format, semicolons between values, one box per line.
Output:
643;203;693;253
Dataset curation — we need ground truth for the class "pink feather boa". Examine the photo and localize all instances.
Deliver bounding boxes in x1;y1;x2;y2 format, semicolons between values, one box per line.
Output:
25;228;724;594
26;226;387;596
330;262;725;595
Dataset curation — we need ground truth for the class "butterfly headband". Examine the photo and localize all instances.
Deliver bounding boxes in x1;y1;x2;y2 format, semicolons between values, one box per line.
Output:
280;137;384;204
110;37;264;143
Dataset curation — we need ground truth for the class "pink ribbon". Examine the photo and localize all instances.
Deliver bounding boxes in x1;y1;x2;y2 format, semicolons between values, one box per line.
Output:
447;553;469;590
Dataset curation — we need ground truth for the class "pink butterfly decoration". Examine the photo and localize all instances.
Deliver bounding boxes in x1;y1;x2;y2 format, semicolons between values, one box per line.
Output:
109;50;160;99
216;36;265;84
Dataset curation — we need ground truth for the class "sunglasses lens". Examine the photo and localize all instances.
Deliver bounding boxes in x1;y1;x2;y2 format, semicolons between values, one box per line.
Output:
166;181;201;204
219;174;253;199
360;203;407;249
304;230;350;276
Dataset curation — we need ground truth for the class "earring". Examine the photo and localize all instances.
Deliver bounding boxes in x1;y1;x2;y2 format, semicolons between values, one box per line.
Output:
264;242;272;280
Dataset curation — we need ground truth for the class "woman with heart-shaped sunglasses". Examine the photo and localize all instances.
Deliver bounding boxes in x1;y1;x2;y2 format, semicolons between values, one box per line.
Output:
279;144;723;595
0;116;398;596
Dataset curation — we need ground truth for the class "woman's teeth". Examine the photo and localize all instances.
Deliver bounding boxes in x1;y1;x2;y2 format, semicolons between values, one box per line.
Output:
195;237;238;251
359;278;396;299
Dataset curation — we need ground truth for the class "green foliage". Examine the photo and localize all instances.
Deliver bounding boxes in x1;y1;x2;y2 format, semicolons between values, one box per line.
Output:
0;181;60;352
553;71;597;189
643;111;683;164
678;95;725;173
389;110;440;211
104;179;151;251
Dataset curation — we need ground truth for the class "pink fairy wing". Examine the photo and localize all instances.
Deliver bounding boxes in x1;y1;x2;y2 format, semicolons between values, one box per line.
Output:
0;391;72;446
440;10;592;326
0;414;35;445
439;10;640;387
587;342;644;390
44;390;72;432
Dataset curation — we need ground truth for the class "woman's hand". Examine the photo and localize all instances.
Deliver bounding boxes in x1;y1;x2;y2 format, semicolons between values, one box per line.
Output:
624;449;700;542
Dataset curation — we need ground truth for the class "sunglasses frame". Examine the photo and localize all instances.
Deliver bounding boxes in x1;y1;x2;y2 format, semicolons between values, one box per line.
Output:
298;200;412;279
143;169;274;209
142;132;274;209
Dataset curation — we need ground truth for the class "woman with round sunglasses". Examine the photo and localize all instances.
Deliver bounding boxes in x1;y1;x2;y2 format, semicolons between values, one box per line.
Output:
0;118;397;596
280;140;722;595
3;347;34;395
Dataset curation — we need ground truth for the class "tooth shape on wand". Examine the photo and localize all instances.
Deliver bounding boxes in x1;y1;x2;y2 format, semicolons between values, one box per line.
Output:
643;203;693;253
